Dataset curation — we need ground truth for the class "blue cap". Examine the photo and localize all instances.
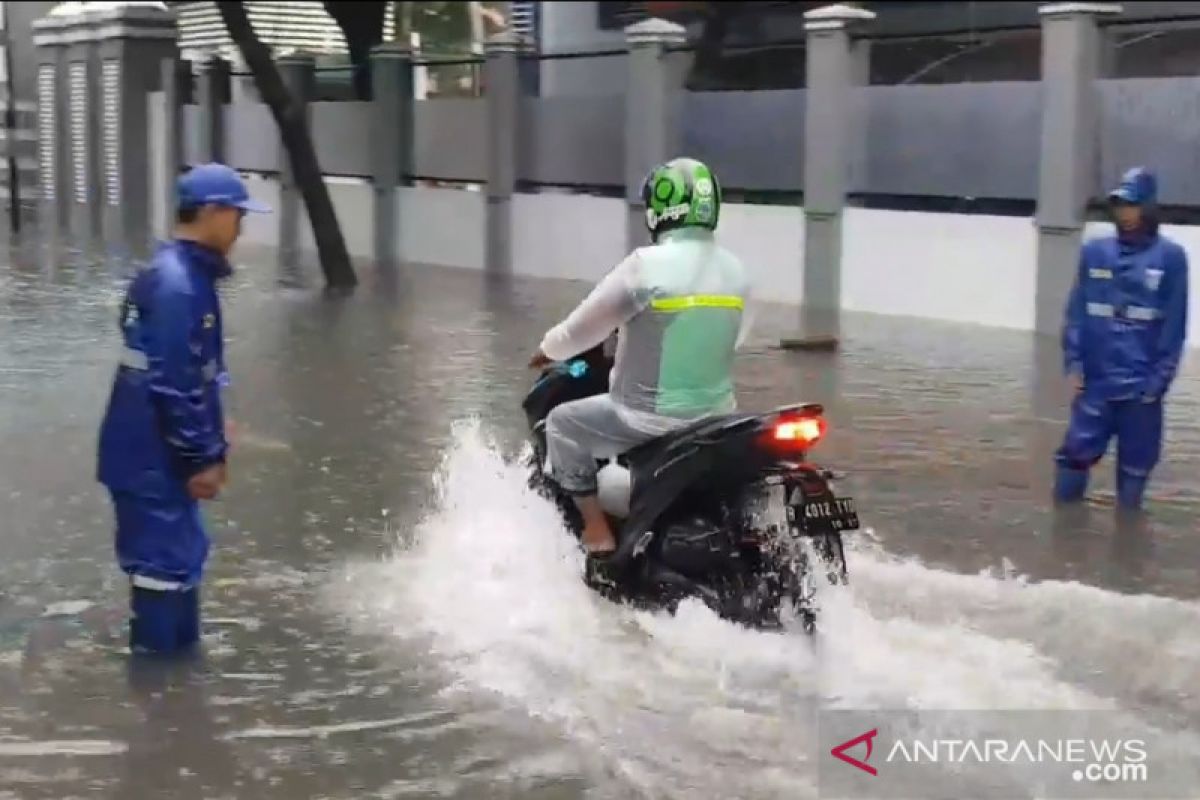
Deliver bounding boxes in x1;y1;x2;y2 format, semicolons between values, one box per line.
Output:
1108;166;1157;206
177;163;271;213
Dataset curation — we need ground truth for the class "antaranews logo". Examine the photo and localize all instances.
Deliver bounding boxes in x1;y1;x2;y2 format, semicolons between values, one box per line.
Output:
819;710;1193;800
831;728;879;776
828;725;1149;785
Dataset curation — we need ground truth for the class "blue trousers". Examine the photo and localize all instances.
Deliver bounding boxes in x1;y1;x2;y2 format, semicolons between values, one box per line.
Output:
1054;393;1164;508
130;585;200;655
109;490;207;655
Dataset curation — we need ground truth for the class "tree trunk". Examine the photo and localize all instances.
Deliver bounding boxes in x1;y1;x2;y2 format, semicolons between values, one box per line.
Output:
216;1;357;288
323;1;386;100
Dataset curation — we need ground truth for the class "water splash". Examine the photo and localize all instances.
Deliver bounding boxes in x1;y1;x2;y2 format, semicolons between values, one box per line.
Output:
331;419;1200;799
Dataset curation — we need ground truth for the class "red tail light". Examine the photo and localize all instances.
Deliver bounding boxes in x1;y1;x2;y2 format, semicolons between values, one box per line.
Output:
772;415;827;447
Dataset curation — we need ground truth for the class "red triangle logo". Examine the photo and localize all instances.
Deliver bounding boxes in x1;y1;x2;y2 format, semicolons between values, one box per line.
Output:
831;728;879;776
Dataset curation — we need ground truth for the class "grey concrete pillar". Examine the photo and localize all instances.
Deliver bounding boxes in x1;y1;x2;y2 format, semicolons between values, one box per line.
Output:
624;19;687;252
782;3;875;351
93;4;178;261
484;31;529;275
58;16;104;252
276;53;315;278
31;13;72;239
198;55;229;163
369;43;413;270
1034;3;1123;338
154;57;186;240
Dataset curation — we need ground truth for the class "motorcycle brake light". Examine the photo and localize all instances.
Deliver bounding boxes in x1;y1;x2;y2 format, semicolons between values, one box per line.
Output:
773;416;826;446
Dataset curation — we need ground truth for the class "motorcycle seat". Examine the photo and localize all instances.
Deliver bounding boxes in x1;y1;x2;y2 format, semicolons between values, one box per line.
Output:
617;412;759;470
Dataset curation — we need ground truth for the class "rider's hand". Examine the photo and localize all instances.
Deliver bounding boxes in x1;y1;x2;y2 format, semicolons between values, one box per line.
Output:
528;349;553;370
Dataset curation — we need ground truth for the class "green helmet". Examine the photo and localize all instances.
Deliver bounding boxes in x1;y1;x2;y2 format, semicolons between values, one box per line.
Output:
640;157;721;241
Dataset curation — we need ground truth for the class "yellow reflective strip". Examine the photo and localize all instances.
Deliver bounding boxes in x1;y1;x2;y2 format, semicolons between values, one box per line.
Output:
650;294;745;312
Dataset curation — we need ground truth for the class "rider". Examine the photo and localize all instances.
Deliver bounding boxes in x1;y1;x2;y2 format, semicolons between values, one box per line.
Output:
529;157;752;573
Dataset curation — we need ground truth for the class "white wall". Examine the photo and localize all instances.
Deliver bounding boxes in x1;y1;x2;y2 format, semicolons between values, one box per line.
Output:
843;209;1038;330
296;179;374;259
257;183;1199;349
397;186;485;270
512;192;626;281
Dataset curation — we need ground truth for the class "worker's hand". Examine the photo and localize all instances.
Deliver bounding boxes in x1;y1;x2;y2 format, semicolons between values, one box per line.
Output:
1068;373;1085;395
528;349;553;370
225;419;239;448
187;464;226;501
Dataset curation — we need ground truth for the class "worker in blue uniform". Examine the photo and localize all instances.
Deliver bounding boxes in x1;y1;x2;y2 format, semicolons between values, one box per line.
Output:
1054;166;1189;510
97;163;270;655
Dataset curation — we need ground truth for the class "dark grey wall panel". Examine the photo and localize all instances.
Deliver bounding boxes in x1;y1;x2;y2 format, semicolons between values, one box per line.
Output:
223;102;276;173
681;90;805;192
413;98;487;182
1099;77;1200;206
176;78;1200;205
311;100;372;178
857;82;1041;199
519;95;624;187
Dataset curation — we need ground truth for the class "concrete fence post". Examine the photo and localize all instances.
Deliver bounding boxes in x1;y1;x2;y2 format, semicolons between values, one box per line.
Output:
370;43;413;271
32;12;72;240
484;31;530;275
783;3;875;351
58;12;105;253
276;53;315;279
154;57;186;240
624;19;687;253
93;3;178;262
1034;2;1123;338
198;55;229;164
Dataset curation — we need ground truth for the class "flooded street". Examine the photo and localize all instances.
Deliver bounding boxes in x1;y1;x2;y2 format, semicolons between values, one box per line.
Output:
1;242;1198;799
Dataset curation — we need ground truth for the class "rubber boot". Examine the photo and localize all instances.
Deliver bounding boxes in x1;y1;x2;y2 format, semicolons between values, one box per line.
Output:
1116;473;1148;511
1053;466;1089;504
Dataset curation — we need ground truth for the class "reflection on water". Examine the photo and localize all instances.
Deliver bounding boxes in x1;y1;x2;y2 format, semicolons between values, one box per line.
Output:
0;241;1197;798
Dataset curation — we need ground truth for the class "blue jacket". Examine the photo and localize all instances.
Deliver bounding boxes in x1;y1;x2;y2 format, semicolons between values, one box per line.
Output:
97;240;230;500
1062;226;1189;400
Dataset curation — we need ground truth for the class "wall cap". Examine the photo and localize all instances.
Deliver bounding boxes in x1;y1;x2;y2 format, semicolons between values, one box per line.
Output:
804;4;877;32
1038;3;1123;18
624;18;687;47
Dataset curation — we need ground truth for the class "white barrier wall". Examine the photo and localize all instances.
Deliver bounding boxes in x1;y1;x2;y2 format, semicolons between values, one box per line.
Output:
843;209;1038;331
397;186;486;270
512;192;626;281
236;181;1198;349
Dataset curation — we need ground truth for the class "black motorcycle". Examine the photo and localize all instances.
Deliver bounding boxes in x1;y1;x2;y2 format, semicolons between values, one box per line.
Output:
522;343;860;632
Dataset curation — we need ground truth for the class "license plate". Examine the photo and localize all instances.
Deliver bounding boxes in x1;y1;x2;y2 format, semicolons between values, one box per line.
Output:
787;495;860;534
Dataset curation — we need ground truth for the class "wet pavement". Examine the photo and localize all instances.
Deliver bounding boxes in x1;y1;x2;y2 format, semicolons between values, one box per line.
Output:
0;238;1197;799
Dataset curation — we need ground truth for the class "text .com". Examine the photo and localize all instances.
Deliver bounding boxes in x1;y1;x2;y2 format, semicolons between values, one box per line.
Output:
1074;761;1149;784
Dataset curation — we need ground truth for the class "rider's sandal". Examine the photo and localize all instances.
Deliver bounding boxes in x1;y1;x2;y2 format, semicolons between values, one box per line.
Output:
584;550;620;592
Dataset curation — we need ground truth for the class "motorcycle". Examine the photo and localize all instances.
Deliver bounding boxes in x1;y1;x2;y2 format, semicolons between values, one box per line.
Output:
521;343;861;632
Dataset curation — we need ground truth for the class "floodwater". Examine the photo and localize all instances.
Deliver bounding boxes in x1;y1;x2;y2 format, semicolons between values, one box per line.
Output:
0;240;1198;799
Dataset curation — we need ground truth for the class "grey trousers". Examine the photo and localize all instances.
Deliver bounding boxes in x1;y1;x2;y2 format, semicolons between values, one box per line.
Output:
545;395;672;496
